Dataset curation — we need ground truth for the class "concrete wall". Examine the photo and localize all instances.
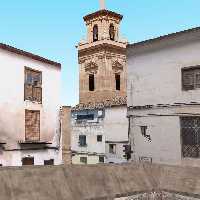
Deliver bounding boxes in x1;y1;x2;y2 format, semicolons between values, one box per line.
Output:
0;163;200;200
0;48;61;166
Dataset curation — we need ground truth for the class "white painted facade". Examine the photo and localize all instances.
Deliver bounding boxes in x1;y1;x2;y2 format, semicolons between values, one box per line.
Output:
127;29;200;166
104;106;128;163
71;105;128;165
71;109;105;164
0;46;62;166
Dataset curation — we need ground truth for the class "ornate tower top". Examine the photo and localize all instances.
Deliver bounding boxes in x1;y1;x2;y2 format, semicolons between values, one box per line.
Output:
77;3;127;104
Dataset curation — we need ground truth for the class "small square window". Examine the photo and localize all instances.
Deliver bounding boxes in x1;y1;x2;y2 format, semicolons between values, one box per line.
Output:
97;135;102;142
44;159;54;165
109;144;116;154
80;157;87;164
99;156;104;163
22;157;34;166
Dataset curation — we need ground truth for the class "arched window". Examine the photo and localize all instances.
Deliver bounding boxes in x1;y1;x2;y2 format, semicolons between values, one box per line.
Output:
93;25;98;42
109;24;115;41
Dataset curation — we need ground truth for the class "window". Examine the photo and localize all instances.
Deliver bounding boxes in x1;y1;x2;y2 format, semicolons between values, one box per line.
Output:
181;117;200;158
22;157;34;165
99;156;104;163
109;24;115;41
44;159;54;165
182;67;200;90
89;74;95;91
80;157;87;164
24;67;42;103
109;144;116;154
115;74;120;91
79;135;87;147
25;110;40;142
140;126;151;141
77;114;94;120
97;135;102;142
93;25;98;42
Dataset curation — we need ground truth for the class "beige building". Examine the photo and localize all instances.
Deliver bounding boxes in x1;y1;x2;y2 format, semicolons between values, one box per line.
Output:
71;2;129;165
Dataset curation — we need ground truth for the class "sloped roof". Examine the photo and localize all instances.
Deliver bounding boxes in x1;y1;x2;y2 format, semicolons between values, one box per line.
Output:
128;26;200;49
0;43;61;68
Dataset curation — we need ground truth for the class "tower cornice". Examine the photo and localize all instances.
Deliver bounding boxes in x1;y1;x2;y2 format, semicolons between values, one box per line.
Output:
83;9;123;22
78;42;126;58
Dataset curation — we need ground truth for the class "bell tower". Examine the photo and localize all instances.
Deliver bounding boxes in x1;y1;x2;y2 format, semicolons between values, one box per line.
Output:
77;1;127;104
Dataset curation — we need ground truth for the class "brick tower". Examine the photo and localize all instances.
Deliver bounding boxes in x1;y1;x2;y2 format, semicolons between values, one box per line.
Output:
77;1;127;104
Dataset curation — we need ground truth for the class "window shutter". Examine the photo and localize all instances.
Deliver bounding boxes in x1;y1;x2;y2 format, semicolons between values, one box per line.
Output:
195;73;200;88
182;71;194;90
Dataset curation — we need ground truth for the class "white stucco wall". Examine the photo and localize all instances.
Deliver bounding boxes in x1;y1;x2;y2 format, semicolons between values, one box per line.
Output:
71;122;105;155
71;106;129;164
104;106;128;163
127;35;200;166
127;39;200;107
0;48;61;166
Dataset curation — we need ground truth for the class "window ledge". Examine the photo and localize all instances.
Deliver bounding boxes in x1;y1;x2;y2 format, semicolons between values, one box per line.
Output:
78;145;88;147
18;141;52;145
24;100;42;105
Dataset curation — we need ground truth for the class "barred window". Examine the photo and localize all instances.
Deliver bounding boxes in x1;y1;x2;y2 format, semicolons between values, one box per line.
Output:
24;67;42;103
25;110;40;142
180;117;200;158
182;67;200;90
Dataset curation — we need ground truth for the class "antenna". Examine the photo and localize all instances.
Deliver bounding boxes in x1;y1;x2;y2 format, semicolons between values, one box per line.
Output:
99;0;106;10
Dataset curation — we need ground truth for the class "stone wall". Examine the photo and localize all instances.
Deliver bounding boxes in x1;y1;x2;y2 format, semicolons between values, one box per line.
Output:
115;192;199;200
0;163;200;200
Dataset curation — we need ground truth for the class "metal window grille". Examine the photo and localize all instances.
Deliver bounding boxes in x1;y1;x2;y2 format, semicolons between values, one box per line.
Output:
180;117;200;158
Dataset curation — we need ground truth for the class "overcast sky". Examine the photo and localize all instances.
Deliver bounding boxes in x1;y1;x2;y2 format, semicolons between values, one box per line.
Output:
0;0;200;105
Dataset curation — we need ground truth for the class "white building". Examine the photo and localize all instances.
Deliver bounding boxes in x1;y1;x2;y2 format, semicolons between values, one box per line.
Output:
0;43;62;166
71;99;128;165
127;27;200;167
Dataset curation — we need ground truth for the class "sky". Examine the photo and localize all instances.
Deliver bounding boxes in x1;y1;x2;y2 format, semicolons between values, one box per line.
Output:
0;0;200;106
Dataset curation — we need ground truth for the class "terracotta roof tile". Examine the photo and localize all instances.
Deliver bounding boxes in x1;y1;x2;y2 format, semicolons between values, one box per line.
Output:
72;96;127;111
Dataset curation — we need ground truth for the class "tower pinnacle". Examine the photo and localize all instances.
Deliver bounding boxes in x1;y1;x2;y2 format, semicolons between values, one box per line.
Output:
99;0;106;10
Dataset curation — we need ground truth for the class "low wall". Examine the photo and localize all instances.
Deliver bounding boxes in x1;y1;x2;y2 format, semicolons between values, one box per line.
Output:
0;163;200;200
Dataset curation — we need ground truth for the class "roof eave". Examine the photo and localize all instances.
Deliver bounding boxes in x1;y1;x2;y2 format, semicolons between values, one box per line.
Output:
0;43;61;68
